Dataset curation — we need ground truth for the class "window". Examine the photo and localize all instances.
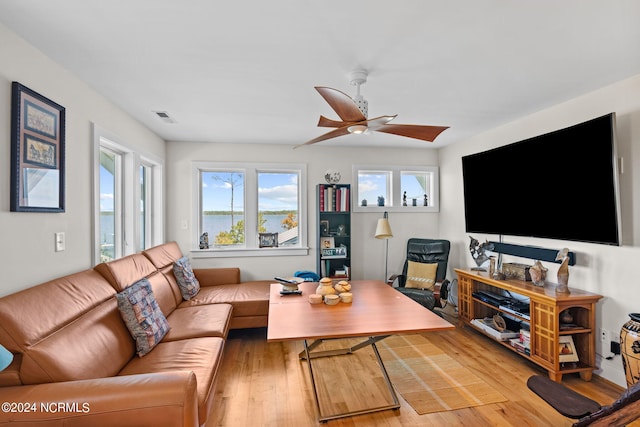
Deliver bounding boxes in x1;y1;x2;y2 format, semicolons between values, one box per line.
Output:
93;125;163;263
356;170;391;208
352;165;439;213
193;161;307;257
98;146;123;261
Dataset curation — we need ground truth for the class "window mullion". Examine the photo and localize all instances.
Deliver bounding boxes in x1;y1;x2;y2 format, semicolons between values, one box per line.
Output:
244;169;258;247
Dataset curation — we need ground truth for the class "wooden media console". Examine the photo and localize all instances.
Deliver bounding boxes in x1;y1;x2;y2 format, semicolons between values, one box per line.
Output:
455;268;602;382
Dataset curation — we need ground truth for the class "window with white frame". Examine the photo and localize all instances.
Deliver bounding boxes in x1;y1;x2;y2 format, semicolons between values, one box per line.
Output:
193;161;307;257
352;165;439;213
93;125;163;263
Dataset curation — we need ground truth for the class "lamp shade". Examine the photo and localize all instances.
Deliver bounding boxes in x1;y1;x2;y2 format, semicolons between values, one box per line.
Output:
374;212;393;239
0;344;13;371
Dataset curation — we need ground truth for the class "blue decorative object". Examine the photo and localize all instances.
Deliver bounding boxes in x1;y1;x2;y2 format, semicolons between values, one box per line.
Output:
294;270;320;282
0;344;13;371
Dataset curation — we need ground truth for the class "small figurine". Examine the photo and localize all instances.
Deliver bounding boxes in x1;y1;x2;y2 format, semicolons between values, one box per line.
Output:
377;196;385;206
403;191;407;206
424;194;428;206
199;232;209;249
529;260;548;286
556;248;570;293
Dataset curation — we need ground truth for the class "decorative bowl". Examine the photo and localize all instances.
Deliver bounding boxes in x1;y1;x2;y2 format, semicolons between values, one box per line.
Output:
308;294;323;304
339;292;352;303
324;294;340;305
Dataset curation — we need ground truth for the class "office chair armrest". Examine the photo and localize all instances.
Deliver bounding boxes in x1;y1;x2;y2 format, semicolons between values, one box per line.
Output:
386;274;404;286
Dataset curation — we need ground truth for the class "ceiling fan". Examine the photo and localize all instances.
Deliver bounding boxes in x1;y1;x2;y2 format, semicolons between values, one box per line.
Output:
295;70;449;148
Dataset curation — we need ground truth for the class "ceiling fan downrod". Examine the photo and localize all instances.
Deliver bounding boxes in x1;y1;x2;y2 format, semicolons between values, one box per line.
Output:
349;69;368;118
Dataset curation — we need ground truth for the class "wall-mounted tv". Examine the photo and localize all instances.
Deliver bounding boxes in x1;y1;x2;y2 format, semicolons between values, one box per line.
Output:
462;113;621;246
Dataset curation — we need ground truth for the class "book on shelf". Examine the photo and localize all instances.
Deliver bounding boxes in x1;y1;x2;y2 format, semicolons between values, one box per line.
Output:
319;184;350;212
509;338;531;355
471;318;520;341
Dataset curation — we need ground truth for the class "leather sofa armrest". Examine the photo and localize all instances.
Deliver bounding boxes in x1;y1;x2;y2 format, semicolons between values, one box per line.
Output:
193;267;241;286
0;372;199;427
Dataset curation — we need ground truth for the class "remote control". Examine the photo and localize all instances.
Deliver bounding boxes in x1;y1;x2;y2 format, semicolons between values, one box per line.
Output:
275;276;299;284
280;290;302;295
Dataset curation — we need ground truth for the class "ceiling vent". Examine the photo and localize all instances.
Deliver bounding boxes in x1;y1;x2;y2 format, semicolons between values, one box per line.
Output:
153;110;176;123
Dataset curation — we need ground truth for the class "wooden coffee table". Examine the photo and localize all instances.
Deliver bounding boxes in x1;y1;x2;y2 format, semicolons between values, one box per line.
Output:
267;280;454;422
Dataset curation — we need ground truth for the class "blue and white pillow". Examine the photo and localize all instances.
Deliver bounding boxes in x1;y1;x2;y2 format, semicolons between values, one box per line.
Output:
173;256;200;300
116;278;170;357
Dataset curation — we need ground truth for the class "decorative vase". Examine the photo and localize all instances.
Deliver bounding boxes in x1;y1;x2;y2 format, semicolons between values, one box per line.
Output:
560;309;573;324
621;313;640;388
316;278;336;296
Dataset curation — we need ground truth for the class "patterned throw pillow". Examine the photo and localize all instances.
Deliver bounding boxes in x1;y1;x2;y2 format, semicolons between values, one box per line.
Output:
405;261;438;290
116;278;170;357
173;256;200;300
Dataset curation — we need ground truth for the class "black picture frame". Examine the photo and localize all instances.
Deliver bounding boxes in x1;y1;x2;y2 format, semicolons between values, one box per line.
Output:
10;82;65;212
259;232;278;248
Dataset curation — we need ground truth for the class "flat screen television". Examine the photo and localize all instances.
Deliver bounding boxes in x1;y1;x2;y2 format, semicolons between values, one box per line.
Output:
462;113;621;246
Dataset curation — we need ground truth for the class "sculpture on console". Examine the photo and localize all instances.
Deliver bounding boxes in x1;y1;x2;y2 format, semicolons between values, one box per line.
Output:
555;248;570;293
529;260;548;287
469;236;494;271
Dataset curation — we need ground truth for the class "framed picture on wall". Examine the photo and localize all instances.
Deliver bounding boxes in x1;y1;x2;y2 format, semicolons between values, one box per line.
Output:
10;82;66;212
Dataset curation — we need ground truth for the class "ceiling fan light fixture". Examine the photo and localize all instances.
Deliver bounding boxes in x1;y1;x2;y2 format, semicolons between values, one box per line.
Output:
347;124;368;134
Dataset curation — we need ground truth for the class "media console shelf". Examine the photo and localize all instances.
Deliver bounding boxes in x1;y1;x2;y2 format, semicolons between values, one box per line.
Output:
455;268;602;382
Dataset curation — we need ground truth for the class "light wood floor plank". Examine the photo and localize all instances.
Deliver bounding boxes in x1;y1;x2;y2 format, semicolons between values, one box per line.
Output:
207;326;632;427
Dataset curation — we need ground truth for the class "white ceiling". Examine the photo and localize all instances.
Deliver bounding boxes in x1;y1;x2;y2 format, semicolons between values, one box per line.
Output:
1;1;640;149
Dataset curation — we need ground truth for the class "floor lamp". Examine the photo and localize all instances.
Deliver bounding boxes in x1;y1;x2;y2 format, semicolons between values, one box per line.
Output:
374;211;393;281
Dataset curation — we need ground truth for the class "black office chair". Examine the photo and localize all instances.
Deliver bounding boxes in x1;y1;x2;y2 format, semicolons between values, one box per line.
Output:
387;238;450;312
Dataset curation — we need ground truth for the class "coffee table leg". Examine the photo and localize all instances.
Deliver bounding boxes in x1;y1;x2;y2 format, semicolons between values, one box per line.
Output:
302;336;401;422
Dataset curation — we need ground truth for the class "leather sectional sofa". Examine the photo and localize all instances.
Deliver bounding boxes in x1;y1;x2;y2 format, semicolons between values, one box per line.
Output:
0;241;272;426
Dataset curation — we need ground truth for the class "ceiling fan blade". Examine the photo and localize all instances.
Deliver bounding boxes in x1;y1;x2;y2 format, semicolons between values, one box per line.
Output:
364;115;397;130
376;124;449;142
317;115;347;128
315;86;367;123
294;126;351;149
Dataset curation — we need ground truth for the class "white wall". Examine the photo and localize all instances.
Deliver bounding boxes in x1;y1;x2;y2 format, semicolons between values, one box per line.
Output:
165;142;440;282
0;23;165;296
439;74;640;387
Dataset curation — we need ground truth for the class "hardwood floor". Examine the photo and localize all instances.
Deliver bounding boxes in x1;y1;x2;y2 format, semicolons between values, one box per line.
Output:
207;325;631;427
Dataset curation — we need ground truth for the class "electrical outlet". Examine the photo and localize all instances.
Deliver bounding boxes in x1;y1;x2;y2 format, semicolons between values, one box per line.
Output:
600;329;608;343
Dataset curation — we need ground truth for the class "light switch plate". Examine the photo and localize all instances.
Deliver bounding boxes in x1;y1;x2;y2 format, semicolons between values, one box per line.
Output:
55;232;65;252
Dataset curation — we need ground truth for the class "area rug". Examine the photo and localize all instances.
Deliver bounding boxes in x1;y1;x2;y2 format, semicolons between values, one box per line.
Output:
378;334;508;414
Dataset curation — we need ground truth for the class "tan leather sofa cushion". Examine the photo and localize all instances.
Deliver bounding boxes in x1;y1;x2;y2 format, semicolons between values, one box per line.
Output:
118;337;224;424
0;371;200;427
142;242;191;306
164;304;233;341
143;241;184;269
193;267;241;286
0;269;135;385
96;253;179;316
95;253;157;292
179;281;271;318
